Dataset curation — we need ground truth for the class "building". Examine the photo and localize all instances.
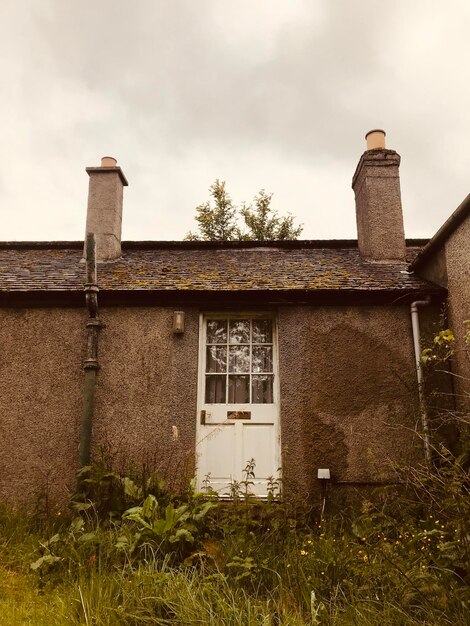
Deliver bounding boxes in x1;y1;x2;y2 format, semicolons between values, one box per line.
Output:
0;130;468;506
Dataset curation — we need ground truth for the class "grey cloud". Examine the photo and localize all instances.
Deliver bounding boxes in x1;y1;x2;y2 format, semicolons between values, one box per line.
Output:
1;0;470;241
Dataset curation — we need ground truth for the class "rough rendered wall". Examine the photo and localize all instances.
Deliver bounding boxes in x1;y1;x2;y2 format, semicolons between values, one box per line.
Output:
278;306;422;501
0;308;84;506
1;303;425;507
417;248;448;289
94;307;200;488
0;305;200;507
445;219;470;405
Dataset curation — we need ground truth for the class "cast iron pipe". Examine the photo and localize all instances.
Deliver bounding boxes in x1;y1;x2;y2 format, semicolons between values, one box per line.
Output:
79;233;104;471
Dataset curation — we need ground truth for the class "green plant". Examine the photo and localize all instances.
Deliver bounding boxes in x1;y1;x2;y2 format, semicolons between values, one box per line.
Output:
73;457;168;521
118;487;217;559
30;514;105;591
422;327;455;365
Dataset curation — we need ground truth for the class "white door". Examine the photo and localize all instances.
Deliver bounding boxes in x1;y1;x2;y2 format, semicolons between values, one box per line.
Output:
196;315;280;497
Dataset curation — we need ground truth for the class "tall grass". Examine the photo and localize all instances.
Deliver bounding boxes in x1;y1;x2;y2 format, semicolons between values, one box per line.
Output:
1;446;469;625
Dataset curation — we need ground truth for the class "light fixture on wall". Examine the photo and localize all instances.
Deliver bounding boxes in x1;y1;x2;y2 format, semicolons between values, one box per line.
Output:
317;468;330;480
173;311;185;334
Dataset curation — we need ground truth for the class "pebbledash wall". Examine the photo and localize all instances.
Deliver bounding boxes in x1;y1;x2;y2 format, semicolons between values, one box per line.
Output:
412;196;470;408
0;302;432;506
0;308;83;504
2;128;469;507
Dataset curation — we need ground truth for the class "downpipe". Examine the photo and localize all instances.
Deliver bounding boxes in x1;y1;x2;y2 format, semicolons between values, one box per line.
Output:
79;234;104;476
410;298;432;467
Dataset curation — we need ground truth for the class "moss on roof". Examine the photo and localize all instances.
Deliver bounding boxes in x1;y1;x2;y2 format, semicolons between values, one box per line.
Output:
0;241;439;294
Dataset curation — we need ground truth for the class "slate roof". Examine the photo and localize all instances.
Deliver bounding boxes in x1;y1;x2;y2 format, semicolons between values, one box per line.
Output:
0;240;441;295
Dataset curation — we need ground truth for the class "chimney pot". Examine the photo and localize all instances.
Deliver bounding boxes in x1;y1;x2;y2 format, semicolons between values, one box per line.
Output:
101;156;118;167
365;129;386;150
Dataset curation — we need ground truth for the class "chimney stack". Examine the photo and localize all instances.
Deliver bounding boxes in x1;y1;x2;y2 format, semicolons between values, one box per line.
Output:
84;157;128;262
352;130;406;262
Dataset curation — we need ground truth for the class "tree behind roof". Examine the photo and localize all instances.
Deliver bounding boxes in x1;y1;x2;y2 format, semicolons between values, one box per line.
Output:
186;180;303;241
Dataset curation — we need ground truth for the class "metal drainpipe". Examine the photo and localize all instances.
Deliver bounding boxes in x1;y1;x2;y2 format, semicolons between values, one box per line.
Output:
79;234;104;474
410;298;432;467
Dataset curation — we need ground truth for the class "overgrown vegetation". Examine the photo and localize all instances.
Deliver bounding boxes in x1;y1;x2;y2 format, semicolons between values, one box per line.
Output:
1;446;468;625
1;324;469;624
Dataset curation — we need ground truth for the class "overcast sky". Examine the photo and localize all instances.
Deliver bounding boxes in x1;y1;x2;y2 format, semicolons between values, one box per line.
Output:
2;1;470;241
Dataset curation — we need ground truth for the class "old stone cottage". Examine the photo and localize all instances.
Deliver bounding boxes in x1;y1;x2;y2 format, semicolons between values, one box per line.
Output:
1;130;468;506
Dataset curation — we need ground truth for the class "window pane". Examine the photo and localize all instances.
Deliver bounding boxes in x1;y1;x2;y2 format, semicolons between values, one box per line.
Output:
228;346;250;373
229;320;250;344
206;346;227;373
207;320;227;344
252;375;273;404
252;319;272;343
205;375;226;403
252;346;273;373
228;375;250;403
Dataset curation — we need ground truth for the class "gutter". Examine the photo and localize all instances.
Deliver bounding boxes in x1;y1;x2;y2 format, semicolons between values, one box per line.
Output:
79;234;104;477
410;298;432;466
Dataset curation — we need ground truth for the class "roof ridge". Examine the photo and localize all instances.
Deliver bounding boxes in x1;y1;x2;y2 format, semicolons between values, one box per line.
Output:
0;238;430;251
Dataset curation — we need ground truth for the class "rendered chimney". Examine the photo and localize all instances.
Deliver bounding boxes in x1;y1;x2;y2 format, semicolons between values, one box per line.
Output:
84;157;128;261
352;130;406;262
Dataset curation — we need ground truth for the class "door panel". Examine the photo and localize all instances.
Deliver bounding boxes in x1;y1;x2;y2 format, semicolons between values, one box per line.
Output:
196;315;280;497
241;424;276;495
201;424;236;492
